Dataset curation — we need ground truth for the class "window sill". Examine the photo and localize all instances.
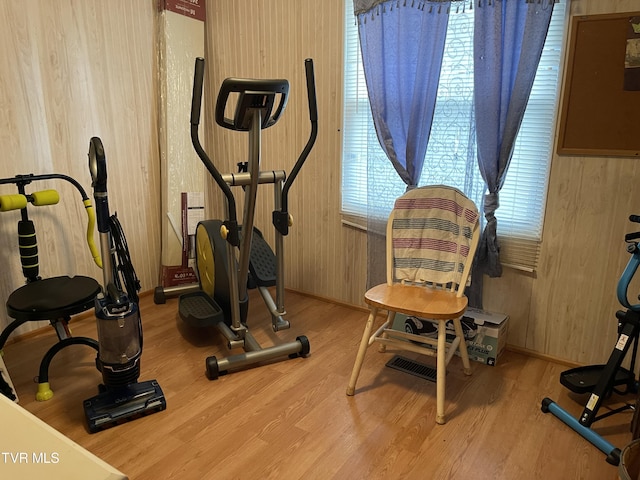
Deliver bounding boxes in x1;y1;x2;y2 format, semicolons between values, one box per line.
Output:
340;211;367;231
341;211;540;273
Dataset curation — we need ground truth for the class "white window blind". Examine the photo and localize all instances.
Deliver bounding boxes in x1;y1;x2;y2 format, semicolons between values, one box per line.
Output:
341;0;568;271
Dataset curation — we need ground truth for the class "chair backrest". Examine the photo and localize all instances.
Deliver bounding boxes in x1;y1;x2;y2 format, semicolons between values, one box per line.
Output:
386;185;480;296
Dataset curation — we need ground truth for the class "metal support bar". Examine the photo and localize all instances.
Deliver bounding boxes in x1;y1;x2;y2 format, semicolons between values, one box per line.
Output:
224;197;245;338
160;283;200;298
542;398;621;466
98;226;113;289
593;403;634;423
273;178;286;319
578;310;640;427
257;286;289;331
221;170;286;187
236;112;262;306
215;337;304;374
215;321;244;350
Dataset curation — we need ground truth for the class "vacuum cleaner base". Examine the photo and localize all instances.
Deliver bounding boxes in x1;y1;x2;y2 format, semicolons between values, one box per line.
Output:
83;379;166;433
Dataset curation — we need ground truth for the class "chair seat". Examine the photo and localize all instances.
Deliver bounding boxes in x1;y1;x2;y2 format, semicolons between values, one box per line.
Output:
364;283;468;320
7;276;101;321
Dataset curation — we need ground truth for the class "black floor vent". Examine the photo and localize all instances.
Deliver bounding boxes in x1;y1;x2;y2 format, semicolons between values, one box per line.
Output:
386;355;437;383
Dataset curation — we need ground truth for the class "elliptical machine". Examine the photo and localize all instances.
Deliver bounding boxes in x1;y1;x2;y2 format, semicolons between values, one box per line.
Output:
542;214;640;465
82;137;166;432
157;57;317;380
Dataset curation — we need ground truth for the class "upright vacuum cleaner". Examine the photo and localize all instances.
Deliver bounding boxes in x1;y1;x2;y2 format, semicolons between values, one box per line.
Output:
83;137;166;433
542;214;640;465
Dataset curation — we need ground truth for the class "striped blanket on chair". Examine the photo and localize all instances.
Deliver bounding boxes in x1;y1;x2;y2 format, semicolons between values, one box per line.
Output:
391;185;479;287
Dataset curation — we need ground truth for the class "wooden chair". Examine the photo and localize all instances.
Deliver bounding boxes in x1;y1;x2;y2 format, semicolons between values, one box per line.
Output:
346;185;480;424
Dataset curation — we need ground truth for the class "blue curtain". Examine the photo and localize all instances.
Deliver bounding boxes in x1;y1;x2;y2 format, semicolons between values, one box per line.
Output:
356;0;454;288
473;0;554;286
356;0;452;188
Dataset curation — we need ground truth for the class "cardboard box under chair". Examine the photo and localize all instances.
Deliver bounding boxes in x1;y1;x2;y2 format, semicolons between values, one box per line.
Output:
392;307;509;366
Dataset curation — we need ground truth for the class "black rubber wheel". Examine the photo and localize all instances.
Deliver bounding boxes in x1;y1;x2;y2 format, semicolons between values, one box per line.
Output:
153;286;166;304
297;335;310;357
205;356;219;380
608;448;621;467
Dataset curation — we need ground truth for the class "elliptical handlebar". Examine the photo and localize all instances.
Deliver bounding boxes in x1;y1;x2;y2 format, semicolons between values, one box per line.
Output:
305;59;318;124
215;78;289;131
274;58;318;236
88;138;109;233
190;56;318;241
191;57;206;126
190;57;240;247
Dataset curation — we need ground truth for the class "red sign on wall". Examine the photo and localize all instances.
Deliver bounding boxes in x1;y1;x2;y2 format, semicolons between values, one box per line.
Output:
159;0;206;22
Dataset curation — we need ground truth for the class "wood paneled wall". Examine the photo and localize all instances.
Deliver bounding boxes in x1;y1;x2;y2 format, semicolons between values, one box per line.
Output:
0;0;161;336
203;0;367;307
204;0;640;366
482;0;640;365
2;0;640;366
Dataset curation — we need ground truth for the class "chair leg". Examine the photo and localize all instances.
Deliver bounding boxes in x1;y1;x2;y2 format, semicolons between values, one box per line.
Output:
377;311;395;353
346;306;378;396
0;318;30;351
436;320;447;424
452;317;472;376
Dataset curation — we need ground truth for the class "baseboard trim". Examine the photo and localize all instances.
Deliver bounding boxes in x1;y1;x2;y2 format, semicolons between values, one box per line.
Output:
2;286;583;370
504;344;581;369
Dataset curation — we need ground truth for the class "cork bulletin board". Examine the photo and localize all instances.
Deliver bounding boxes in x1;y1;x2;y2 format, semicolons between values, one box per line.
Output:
557;12;640;157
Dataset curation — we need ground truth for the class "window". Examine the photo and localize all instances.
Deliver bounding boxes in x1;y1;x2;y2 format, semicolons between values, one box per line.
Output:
341;0;568;271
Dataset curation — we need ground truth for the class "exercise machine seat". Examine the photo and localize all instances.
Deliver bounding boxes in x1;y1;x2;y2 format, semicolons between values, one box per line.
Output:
6;276;100;322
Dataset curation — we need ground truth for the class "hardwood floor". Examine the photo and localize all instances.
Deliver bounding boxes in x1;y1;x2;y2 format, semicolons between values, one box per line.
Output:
2;290;630;479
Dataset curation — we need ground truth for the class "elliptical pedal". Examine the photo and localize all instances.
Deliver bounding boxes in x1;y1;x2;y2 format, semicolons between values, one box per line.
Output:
248;227;277;288
179;292;224;328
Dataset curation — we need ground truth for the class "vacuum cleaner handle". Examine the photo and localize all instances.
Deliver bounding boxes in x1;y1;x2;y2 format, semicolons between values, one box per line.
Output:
88;137;111;234
190;57;240;247
88;136;121;293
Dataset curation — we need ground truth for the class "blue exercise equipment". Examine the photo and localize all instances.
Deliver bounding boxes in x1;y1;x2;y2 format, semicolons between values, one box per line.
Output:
542;215;640;466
